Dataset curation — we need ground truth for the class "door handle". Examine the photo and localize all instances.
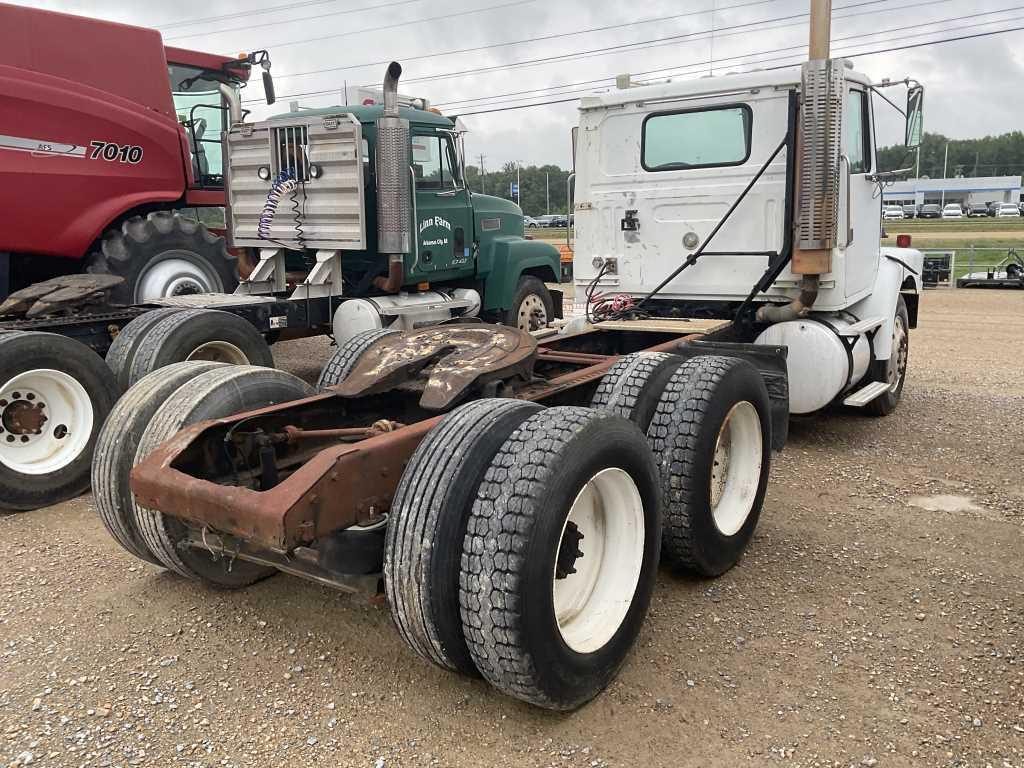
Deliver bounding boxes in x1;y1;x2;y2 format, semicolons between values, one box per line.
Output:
840;154;853;247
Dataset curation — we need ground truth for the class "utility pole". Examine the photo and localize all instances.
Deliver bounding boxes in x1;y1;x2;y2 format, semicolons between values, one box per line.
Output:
479;154;486;194
546;172;550;214
516;162;521;206
809;0;831;59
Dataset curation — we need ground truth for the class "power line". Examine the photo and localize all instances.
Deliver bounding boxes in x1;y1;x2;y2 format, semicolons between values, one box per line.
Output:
248;0;891;103
433;0;971;110
268;0;788;82
156;0;422;33
255;0;535;51
454;23;1024;116
163;0;428;41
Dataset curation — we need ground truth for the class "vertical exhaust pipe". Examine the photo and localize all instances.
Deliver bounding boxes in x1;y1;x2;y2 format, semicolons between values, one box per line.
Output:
374;61;411;293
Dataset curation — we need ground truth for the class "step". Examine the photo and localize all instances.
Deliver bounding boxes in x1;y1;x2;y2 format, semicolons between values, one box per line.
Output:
843;380;891;407
837;316;885;336
379;298;475;317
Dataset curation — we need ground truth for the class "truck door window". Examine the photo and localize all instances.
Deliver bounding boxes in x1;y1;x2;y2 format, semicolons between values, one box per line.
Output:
846;89;871;174
412;135;458;191
641;104;752;171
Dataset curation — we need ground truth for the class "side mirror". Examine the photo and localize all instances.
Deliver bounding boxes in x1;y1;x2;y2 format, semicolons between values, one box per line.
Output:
905;85;923;148
571;126;579;173
263;70;276;106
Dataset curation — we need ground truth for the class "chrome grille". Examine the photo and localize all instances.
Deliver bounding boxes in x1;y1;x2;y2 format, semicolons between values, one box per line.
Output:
274;124;309;181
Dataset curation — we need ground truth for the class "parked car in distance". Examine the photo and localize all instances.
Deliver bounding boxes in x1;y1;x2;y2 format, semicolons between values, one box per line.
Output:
883;206;905;221
996;203;1021;218
987;202;1001;217
534;215;559;227
941;203;964;219
967;203;989;218
524;216;540;228
902;204;916;219
918;204;942;219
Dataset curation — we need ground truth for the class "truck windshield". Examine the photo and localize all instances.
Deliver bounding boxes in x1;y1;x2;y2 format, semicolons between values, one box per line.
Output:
168;63;231;189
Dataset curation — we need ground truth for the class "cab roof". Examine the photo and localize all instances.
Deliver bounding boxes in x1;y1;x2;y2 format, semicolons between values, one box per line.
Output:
273;103;453;128
579;61;871;111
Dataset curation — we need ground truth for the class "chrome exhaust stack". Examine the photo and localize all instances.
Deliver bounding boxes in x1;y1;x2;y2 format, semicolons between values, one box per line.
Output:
374;61;411;292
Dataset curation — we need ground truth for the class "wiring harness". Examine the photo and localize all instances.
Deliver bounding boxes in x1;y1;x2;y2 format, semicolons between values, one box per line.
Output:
585;260;649;323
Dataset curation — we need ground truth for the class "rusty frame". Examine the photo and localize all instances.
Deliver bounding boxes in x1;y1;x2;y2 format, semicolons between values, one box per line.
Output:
130;328;706;553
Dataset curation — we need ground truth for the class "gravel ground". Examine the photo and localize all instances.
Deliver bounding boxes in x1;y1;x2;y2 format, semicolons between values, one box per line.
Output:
1;288;1022;768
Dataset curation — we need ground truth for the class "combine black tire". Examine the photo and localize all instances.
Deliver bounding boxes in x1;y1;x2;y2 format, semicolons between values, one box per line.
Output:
590;352;683;431
91;361;226;566
104;308;184;392
126;308;273;388
647;356;771;577
133;366;313;587
503;275;554;332
863;296;910;417
317;329;400;389
460;407;661;710
385;398;543;676
86;212;237;304
0;332;119;511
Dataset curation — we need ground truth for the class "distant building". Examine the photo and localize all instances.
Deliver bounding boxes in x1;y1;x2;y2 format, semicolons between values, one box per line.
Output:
882;176;1022;208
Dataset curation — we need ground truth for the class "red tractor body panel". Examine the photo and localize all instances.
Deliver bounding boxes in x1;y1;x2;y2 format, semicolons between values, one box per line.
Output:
0;3;243;261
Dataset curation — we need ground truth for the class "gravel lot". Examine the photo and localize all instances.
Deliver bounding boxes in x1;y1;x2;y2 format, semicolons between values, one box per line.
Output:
1;288;1022;768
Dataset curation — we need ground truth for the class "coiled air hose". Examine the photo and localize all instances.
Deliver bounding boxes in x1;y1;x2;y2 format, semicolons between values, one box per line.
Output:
258;168;298;241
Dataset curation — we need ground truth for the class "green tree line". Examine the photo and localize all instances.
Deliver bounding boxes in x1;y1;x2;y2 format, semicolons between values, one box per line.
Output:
465;162;572;217
878;131;1024;178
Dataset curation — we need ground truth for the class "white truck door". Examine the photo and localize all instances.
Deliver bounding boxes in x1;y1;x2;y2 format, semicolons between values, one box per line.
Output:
837;84;881;302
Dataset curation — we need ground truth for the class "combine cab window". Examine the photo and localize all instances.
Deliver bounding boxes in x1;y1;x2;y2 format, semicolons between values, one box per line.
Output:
168;63;230;189
412;134;459;190
642;104;752;171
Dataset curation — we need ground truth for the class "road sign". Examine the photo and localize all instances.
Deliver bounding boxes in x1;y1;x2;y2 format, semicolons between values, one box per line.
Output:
510;182;519;198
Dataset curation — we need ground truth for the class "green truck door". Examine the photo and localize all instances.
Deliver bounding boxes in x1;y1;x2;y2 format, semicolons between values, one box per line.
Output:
410;131;473;282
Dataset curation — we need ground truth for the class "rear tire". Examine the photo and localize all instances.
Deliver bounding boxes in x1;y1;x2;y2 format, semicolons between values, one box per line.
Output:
104;308;184;392
460;407;661;710
132;366;313;587
91;361;226;566
863;296;909;417
385;398;543;676
0;332;119;511
126;308;273;388
317;329;399;389
87;212;237;304
590;352;683;431
647;356;771;576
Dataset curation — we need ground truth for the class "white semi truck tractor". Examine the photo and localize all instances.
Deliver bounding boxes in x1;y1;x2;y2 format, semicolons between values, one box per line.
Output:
570;57;925;417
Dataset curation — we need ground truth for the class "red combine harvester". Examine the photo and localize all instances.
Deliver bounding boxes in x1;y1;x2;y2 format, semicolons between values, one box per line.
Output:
0;3;274;305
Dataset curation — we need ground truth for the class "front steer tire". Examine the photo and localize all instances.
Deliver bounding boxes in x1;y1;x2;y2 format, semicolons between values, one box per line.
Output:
460;406;661;710
863;296;910;417
0;332;119;511
503;275;554;333
87;211;237;305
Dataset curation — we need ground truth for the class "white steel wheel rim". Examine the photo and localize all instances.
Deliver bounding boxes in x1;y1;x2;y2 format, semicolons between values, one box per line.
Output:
0;369;93;475
552;467;645;654
887;313;909;392
709;401;763;537
134;251;222;302
518;294;548;332
186;340;248;365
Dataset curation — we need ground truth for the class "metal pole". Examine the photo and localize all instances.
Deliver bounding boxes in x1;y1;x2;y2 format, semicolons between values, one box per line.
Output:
546;172;550;214
809;0;832;59
479;154;486;194
942;143;949;206
517;163;521;206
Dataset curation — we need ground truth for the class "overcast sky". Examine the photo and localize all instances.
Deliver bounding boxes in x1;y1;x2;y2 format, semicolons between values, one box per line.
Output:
15;0;1024;170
